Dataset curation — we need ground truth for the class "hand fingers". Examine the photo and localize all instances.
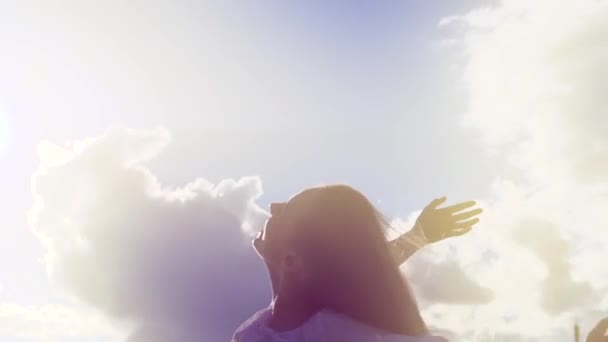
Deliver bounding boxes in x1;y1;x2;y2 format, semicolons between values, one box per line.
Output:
446;226;472;237
440;200;477;214
451;208;484;222
426;196;447;210
444;218;480;238
452;218;480;229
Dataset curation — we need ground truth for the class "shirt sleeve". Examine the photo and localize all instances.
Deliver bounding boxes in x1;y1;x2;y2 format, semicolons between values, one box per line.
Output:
231;307;272;342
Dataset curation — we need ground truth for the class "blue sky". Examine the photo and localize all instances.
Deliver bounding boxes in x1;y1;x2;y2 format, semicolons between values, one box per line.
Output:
1;1;606;341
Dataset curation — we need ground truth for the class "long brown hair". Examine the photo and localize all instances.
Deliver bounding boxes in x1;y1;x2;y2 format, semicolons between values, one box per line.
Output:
283;184;428;335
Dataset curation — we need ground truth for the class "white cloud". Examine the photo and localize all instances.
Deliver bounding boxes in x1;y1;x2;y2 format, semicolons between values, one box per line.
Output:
408;257;494;305
0;303;118;341
514;219;599;315
28;127;271;341
390;217;495;306
427;0;608;339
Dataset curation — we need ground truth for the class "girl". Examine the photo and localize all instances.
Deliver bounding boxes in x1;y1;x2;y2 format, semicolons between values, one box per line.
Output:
233;184;481;341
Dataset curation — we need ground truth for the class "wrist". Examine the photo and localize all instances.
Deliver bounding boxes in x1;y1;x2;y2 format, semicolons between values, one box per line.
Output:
411;221;429;246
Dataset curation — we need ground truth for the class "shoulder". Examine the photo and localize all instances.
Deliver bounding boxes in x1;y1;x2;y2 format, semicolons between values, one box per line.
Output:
310;310;449;342
231;307;272;342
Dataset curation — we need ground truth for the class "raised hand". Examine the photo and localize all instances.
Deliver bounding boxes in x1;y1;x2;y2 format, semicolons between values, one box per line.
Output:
413;196;483;243
587;318;608;342
388;197;483;266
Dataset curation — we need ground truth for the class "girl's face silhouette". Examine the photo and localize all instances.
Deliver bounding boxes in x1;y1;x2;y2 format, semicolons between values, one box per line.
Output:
253;202;288;266
253;192;317;297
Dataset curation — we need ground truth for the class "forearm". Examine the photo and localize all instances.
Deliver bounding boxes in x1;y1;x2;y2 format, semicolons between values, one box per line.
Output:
388;224;428;266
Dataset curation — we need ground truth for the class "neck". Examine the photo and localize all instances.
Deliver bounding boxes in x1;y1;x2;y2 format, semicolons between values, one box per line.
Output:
268;292;320;332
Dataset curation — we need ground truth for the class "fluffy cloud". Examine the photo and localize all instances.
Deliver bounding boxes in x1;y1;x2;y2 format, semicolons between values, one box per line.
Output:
0;304;117;341
408;258;494;305
28;127;271;341
390;216;495;307
429;0;608;339
514;219;599;315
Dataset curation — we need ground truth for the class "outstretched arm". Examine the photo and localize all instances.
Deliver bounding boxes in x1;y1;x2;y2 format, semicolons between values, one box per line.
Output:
389;197;483;266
